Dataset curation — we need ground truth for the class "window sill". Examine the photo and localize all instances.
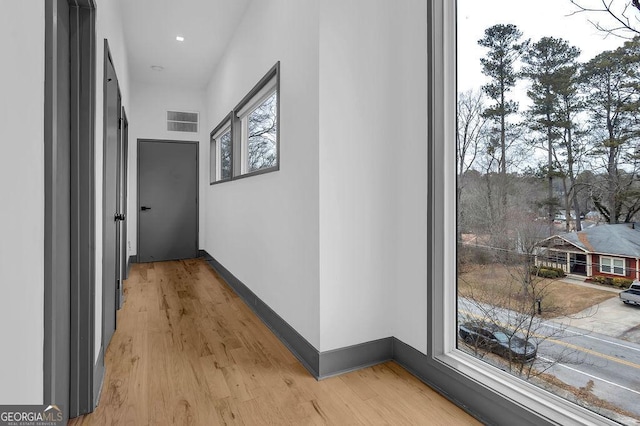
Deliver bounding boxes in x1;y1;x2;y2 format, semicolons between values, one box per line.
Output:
209;166;279;186
434;348;622;426
209;178;232;186
235;165;279;181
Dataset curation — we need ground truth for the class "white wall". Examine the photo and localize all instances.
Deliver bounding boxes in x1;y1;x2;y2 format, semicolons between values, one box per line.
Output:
128;82;208;256
319;1;396;351
0;1;45;404
0;0;428;409
94;0;131;361
318;0;428;352
204;0;429;354
390;0;429;354
204;0;321;348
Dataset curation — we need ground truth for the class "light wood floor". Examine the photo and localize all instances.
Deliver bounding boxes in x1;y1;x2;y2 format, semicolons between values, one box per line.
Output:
69;258;480;425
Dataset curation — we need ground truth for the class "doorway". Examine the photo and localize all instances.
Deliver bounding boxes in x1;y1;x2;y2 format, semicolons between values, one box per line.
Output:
44;0;71;416
571;253;587;275
44;0;98;419
117;107;129;308
102;40;124;357
137;140;199;262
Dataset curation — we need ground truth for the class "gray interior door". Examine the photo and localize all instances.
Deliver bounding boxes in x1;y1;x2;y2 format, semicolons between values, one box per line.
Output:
117;108;129;308
102;43;121;352
138;140;198;262
44;0;70;415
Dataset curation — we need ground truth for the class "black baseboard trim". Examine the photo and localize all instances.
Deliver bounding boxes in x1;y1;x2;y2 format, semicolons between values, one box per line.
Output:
319;337;393;379
198;253;437;392
393;338;549;425
392;338;481;421
158;251;584;424
199;251;499;420
93;346;104;408
201;251;320;377
201;251;395;380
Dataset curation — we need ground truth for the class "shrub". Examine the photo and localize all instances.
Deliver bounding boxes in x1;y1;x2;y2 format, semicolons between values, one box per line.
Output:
612;277;633;289
530;265;565;279
548;266;566;277
538;269;559;278
592;276;614;286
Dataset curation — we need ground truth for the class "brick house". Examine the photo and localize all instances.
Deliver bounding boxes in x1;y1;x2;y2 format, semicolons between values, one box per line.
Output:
535;223;640;280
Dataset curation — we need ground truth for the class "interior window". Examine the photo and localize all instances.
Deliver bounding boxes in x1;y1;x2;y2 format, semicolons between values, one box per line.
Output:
246;91;278;173
210;115;232;184
235;62;280;176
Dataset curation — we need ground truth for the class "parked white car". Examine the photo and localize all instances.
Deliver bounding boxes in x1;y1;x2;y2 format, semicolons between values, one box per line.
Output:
620;281;640;306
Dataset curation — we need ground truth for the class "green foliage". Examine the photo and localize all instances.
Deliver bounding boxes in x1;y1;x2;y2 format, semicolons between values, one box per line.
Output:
613;277;633;289
530;265;566;278
589;276;631;288
522;36;581;130
591;276;612;286
479;24;529;109
580;37;640;223
478;23;529;184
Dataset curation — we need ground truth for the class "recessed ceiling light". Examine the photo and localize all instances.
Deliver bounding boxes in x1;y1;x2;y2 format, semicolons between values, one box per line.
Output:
176;35;185;42
150;65;164;71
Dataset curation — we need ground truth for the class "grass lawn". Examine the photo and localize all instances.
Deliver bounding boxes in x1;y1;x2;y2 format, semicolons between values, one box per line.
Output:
458;263;616;318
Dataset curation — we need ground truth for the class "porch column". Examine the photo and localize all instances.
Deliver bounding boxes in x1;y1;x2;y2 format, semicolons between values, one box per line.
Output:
587;255;592;277
636;259;639;281
566;252;570;274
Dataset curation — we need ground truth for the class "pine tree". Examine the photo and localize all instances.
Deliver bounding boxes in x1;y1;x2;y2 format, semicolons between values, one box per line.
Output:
581;37;640;223
522;37;581;232
478;24;528;221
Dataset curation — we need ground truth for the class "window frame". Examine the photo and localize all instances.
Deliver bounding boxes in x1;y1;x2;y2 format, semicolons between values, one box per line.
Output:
600;256;626;276
427;1;619;424
209;112;233;185
233;62;280;179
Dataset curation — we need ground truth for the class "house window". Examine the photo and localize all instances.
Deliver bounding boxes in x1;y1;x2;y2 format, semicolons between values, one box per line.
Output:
210;114;232;184
600;257;625;276
442;0;634;424
235;62;279;176
543;250;567;265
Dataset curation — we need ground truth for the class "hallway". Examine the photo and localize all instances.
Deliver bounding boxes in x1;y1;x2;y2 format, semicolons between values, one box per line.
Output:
69;259;478;425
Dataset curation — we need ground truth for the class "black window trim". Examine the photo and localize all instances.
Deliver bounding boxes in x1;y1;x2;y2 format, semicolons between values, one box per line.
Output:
233;61;280;179
425;1;619;425
209;112;233;185
209;62;281;185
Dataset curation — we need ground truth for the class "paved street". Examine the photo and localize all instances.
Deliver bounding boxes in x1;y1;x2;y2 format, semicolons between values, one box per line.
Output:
555;295;640;343
459;297;640;422
535;321;640;421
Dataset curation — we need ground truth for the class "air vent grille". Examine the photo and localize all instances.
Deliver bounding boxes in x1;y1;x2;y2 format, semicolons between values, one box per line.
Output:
167;110;199;133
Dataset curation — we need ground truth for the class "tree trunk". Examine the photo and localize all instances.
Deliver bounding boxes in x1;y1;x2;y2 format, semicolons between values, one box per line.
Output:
565;124;582;231
607;115;618;224
500;80;507;223
561;178;572;232
547;111;554;235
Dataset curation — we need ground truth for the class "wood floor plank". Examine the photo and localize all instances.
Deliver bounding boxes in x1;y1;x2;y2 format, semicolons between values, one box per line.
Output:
69;258;480;426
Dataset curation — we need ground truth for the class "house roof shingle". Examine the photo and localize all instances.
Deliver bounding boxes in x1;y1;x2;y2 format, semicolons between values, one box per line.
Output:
557;223;640;258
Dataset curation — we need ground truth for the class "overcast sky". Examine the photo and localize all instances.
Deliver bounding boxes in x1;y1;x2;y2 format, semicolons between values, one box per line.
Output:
457;0;628;96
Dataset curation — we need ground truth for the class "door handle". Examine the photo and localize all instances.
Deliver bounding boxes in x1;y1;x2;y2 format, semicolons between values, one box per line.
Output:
114;213;125;221
141;206;151;211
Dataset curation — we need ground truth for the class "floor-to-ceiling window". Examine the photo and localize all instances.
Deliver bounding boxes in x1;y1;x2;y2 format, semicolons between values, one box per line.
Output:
454;0;640;423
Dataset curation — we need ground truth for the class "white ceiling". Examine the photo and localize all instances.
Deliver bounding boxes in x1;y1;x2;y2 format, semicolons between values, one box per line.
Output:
118;0;252;89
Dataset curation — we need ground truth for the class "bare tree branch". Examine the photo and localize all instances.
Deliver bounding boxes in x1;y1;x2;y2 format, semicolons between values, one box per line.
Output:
569;0;640;39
